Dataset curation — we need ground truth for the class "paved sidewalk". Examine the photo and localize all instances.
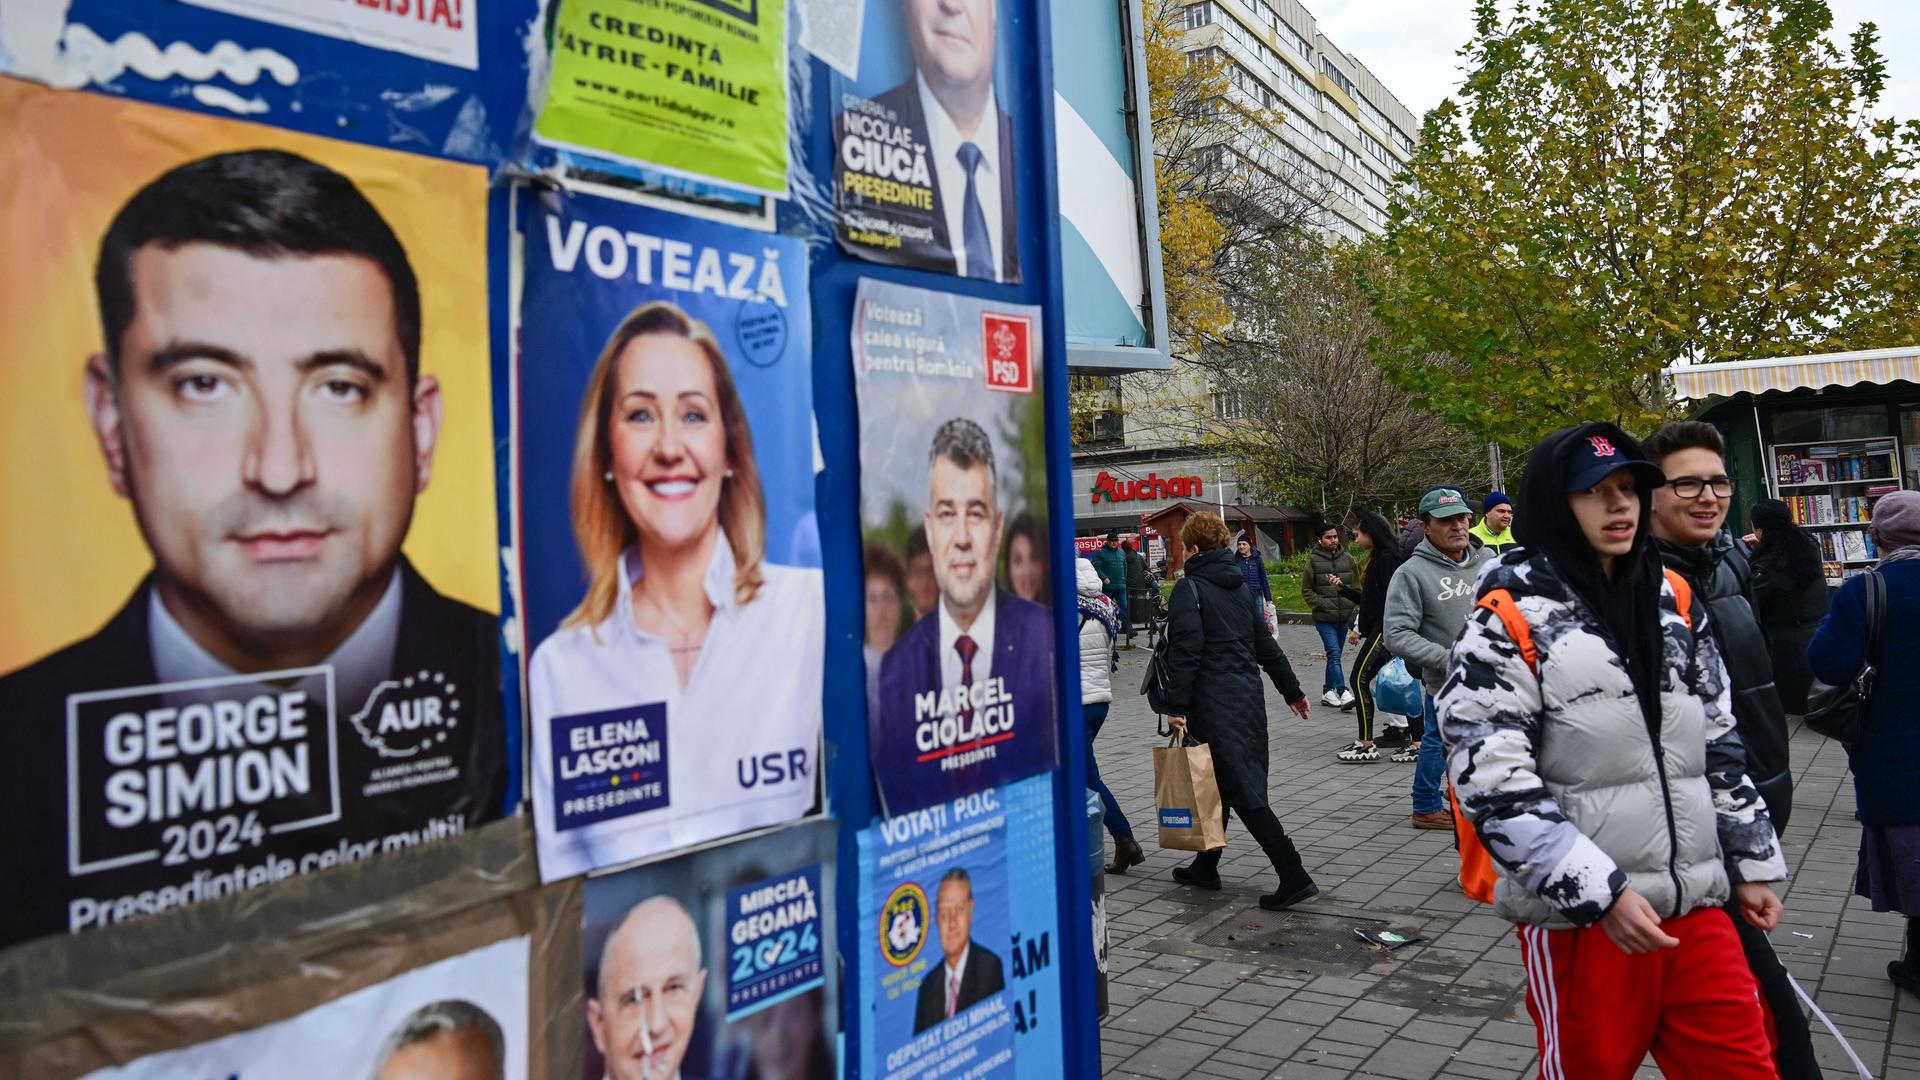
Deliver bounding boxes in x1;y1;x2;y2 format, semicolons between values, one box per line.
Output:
1094;624;1917;1079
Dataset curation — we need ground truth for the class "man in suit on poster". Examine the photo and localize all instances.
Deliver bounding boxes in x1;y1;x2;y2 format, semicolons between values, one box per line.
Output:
838;0;1021;281
873;419;1054;812
913;867;1005;1032
0;149;503;948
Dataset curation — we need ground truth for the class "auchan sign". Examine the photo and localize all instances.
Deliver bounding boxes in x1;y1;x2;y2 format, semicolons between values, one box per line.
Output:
1090;470;1203;504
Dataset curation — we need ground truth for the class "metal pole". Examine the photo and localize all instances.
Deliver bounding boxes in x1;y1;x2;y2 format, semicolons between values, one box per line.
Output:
1216;459;1225;518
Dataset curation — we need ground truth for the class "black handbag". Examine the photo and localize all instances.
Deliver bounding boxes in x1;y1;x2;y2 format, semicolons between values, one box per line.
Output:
1141;578;1202;716
1804;571;1885;746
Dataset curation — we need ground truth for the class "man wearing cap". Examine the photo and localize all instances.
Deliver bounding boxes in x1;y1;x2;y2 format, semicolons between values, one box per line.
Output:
1090;530;1129;633
1470;493;1518;553
1383;487;1493;829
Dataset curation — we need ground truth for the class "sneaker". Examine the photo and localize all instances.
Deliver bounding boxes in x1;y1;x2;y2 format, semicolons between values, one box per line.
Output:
1335;741;1379;763
1338;690;1358;711
1410;810;1452;830
1390;746;1418;763
1259;880;1320;911
1321;690;1344;707
1374;729;1410;749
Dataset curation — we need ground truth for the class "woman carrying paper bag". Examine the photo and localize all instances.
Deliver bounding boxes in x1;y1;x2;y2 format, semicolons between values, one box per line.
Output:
1159;512;1318;911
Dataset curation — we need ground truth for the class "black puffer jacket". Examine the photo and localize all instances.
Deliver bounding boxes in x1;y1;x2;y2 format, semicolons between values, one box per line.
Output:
1654;534;1794;833
1161;548;1305;812
1750;542;1830;715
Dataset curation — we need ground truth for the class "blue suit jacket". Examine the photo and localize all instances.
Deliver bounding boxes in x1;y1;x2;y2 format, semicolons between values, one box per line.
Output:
871;591;1057;814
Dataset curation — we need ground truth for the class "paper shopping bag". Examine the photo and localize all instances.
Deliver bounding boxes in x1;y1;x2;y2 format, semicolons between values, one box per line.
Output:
1154;735;1226;852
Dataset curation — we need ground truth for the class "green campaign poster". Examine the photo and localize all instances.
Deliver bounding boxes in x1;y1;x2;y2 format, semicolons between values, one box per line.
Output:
535;0;789;197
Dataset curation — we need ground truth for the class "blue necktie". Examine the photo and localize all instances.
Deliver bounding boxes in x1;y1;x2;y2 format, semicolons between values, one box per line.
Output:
957;142;993;280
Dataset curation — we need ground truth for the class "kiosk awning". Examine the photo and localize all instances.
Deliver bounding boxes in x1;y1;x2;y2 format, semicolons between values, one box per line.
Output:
1666;346;1920;400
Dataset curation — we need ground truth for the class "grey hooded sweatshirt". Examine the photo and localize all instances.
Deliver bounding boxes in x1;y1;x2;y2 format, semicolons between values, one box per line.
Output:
1383;537;1493;696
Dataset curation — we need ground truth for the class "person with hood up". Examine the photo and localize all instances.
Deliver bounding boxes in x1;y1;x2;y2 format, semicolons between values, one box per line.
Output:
1383;487;1493;828
1076;558;1140;872
1642;420;1815;1079
1161;512;1318;910
1469;492;1518;553
1747;498;1829;714
1810;491;1920;997
1439;422;1788;1078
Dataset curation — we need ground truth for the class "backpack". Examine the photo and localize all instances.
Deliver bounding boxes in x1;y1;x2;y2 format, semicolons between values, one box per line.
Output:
1450;569;1695;904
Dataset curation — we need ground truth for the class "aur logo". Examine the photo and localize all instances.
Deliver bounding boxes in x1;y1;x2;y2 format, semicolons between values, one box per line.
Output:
881;881;930;967
350;670;462;759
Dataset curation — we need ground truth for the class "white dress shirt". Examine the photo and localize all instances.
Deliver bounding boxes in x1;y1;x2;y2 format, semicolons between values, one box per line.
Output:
916;71;1005;282
529;530;823;879
938;587;998;701
150;566;401;716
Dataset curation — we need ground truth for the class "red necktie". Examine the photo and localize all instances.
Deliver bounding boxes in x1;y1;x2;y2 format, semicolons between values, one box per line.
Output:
954;634;978;724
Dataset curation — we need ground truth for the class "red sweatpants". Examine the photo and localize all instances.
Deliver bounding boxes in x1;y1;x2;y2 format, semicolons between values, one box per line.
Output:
1515;906;1776;1080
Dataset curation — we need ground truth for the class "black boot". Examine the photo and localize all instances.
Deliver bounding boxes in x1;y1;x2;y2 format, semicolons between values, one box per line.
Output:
1172;848;1222;890
1240;808;1318;910
1891;918;1920;996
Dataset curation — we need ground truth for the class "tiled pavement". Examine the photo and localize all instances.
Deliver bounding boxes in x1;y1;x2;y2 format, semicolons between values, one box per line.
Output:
1093;624;1918;1079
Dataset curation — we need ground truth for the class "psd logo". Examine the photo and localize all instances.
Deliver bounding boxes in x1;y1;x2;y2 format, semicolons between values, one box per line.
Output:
350;670;463;759
880;881;930;967
1160;808;1193;829
982;312;1034;394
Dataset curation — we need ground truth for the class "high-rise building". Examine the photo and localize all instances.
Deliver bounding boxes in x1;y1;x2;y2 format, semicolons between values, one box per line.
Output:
1070;0;1423;551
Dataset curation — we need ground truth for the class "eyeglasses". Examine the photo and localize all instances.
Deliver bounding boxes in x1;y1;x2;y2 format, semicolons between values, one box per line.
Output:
1665;477;1735;499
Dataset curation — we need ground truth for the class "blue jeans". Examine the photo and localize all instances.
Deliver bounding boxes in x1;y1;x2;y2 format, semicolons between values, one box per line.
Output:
1411;693;1446;814
1315;620;1349;693
1084;702;1133;839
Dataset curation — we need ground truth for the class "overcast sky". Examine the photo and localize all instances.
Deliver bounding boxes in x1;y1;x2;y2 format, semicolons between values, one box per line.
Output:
1312;0;1920;128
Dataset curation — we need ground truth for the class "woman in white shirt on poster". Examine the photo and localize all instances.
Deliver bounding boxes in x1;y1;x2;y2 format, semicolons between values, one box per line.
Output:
529;300;823;878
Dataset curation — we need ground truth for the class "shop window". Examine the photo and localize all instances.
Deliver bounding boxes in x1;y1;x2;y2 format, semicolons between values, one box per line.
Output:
1770;405;1890;443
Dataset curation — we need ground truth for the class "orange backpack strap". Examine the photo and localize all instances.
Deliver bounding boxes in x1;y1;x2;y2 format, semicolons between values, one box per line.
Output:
1475;588;1537;675
1661;568;1695;631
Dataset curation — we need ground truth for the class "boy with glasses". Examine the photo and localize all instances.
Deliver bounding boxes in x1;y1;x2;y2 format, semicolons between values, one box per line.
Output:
1644;420;1815;1080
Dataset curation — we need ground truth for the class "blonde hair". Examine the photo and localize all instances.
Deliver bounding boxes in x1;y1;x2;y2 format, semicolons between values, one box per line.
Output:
565;301;765;630
1181;511;1232;552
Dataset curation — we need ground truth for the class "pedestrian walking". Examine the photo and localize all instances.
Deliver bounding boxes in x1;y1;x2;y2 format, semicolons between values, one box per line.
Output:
1440;422;1788;1079
1809;490;1920;997
1235;533;1274;635
1159;512;1318;911
1075;559;1141;873
1748;498;1829;715
1644;420;1817;1079
1302;523;1358;707
1123;538;1151;647
1469;491;1518;552
1383;488;1492;829
1091;530;1129;635
1332;509;1409;763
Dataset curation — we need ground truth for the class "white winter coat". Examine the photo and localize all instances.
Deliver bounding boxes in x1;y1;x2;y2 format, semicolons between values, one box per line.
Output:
1077;558;1116;705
